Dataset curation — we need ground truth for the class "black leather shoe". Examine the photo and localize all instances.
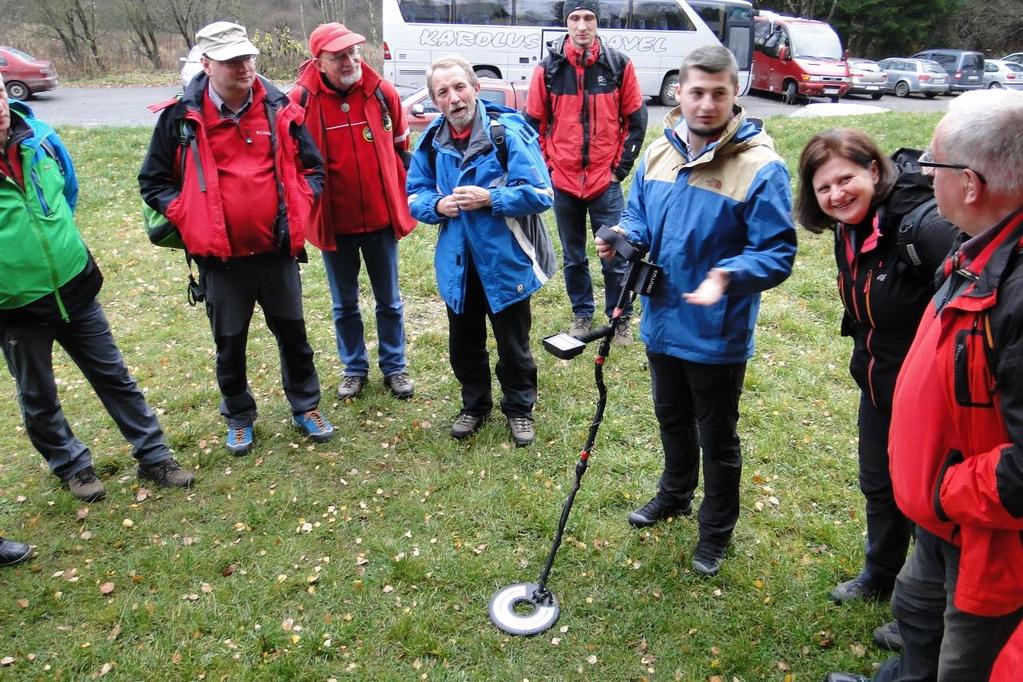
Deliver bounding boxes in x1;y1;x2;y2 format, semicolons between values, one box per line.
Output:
823;673;870;682
873;621;903;651
0;537;33;566
627;494;692;527
830;574;892;603
692;542;726;577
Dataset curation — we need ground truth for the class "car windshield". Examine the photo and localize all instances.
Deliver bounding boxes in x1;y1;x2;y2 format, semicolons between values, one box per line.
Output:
6;47;34;61
788;23;842;60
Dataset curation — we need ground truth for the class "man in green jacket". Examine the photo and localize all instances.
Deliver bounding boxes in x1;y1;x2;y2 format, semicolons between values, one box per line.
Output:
0;75;195;503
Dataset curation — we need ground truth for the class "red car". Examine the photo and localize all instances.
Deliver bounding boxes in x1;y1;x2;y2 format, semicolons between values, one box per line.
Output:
402;77;530;132
0;47;58;100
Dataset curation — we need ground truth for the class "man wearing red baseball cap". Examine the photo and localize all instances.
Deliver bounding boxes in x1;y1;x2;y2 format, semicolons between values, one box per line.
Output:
291;23;417;402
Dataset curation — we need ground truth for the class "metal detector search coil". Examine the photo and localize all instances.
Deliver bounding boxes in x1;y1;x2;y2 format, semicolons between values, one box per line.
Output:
488;583;560;636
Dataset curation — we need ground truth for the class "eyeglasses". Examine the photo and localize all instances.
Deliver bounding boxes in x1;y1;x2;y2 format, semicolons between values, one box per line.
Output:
322;46;362;64
918;148;987;184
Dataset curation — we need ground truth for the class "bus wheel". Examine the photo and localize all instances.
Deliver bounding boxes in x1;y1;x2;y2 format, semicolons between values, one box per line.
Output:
782;81;799;105
475;68;499;79
659;73;679;107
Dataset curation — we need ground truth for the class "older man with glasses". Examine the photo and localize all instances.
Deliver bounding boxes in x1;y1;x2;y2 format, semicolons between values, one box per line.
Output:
140;21;332;456
290;23;417;403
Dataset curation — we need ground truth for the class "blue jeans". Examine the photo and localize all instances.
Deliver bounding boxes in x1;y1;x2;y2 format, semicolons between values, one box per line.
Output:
552;182;632;320
321;229;407;378
1;297;171;480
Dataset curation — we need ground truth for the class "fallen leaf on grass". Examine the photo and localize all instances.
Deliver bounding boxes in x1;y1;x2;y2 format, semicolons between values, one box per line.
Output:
850;643;867;658
107;624;121;641
76;508;89;520
16;599;28;609
221;564;236;577
99;582;115;596
135;488;149;502
1;656;14;666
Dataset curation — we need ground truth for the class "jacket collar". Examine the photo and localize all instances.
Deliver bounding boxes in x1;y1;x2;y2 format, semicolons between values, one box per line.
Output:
662;104;767;165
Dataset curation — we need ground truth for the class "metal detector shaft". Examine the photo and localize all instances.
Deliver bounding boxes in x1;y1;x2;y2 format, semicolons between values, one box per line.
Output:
533;260;641;597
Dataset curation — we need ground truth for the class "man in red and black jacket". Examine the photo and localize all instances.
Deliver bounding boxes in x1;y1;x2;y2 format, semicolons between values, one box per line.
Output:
525;0;647;345
139;21;333;456
826;90;1023;682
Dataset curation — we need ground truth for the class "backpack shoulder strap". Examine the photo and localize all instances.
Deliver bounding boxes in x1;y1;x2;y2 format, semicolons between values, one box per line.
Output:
373;84;393;131
487;110;508;171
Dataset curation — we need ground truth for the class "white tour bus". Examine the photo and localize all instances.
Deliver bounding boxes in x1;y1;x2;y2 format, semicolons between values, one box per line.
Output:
383;0;754;105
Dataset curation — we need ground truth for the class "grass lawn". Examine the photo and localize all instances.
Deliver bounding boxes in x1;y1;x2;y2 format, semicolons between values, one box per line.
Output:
0;111;943;680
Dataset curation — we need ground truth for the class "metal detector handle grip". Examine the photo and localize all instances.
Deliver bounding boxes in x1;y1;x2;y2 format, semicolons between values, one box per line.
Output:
596;225;641;262
577;325;612;344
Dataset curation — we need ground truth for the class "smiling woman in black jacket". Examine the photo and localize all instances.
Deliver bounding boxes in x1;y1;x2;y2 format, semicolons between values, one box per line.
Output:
796;129;960;618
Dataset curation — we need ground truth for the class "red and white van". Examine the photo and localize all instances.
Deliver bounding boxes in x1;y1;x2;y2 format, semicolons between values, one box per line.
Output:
751;11;850;104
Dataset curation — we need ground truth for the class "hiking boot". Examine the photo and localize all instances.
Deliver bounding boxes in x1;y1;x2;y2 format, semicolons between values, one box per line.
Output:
692;542;726;577
0;537;33;566
337;375;368;400
627;494;692;527
226;425;254;455
138;457;195;488
451;412;487;440
612;317;633;346
293;410;335;443
568;315;593;338
830;574;892;603
873;621;903;651
65;466;106;502
507;415;535;447
823;674;871;682
384;372;414;400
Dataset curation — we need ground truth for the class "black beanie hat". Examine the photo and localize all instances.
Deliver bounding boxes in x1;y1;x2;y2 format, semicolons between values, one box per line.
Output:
563;0;601;21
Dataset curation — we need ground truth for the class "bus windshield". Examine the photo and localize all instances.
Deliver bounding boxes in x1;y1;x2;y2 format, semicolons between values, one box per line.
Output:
788;23;842;60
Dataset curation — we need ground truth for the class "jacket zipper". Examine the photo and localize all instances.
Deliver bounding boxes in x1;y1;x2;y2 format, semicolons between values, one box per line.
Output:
16;171;70;321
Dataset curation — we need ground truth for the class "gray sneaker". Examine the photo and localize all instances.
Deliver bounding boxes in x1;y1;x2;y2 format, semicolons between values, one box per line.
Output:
612;317;633;346
138;457;195;488
337;375;368;400
568;315;593;338
66;466;106;502
507;415;535;447
384;372;414;399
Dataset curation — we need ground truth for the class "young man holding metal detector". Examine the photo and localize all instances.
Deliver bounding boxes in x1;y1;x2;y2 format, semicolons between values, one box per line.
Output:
598;45;796;576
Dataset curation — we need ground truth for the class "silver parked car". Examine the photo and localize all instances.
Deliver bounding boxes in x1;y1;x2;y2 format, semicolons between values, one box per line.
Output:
845;57;887;99
984;59;1023;90
877;57;948;98
179;45;203;88
1002;52;1023;66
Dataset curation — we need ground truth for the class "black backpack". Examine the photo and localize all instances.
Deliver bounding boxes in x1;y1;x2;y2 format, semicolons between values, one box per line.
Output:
887;148;956;285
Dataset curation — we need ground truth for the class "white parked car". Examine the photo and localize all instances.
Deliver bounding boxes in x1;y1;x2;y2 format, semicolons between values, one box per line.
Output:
983;59;1023;90
179;45;203;88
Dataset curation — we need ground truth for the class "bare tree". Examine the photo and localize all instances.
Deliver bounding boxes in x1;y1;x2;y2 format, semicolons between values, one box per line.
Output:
123;0;162;69
165;0;240;49
33;0;105;71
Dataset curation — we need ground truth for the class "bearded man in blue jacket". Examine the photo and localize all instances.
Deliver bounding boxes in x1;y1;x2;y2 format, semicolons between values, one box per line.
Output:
407;55;554;447
598;45;796;577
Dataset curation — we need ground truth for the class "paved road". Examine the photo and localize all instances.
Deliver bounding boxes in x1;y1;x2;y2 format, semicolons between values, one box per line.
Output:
24;86;951;128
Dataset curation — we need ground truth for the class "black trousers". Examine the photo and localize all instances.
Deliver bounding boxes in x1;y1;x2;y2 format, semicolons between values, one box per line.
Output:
446;258;536;419
199;253;321;427
858;391;914;590
874;528;1023;681
647;351;746;548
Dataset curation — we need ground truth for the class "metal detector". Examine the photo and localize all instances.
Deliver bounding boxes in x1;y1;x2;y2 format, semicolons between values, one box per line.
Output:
488;226;662;636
